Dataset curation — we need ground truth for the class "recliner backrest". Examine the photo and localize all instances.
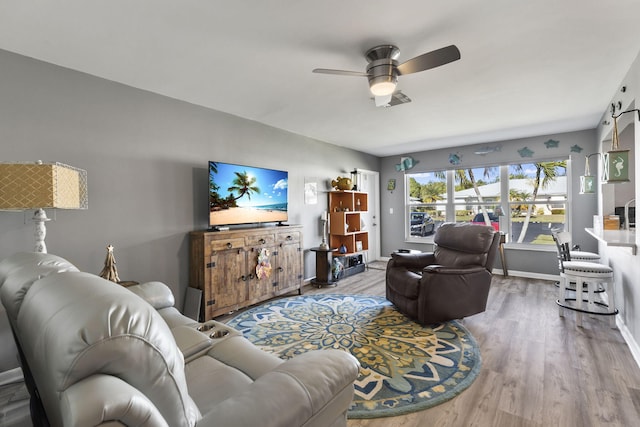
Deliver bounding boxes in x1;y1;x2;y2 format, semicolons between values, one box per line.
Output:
16;271;201;427
433;222;499;268
0;252;82;426
0;252;79;326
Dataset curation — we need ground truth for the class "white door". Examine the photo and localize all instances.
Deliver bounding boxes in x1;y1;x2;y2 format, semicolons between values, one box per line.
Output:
355;169;380;262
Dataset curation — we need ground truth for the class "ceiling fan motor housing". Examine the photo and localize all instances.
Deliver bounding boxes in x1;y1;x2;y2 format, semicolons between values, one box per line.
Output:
365;45;401;96
367;59;399;94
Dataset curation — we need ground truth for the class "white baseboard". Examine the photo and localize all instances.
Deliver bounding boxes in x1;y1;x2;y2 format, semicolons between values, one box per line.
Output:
491;269;559;282
617;317;640;369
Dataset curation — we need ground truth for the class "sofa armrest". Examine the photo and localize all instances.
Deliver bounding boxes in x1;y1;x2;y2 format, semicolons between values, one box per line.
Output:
60;374;171;427
197;349;359;427
172;325;213;362
128;281;175;309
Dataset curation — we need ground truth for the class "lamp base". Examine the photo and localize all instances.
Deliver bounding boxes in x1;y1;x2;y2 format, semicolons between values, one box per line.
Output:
32;208;50;253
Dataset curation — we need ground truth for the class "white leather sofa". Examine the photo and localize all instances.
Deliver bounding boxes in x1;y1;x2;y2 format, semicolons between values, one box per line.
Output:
0;252;359;427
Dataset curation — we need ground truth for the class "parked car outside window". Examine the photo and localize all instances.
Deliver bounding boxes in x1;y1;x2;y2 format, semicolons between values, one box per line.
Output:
471;212;500;231
410;212;435;236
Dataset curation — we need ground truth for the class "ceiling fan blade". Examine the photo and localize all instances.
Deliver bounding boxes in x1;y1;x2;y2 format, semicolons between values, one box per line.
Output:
373;91;411;108
388;91;411;106
396;45;461;75
312;68;369;77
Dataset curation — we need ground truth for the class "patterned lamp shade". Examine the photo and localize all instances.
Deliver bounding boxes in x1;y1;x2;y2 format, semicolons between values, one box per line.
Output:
1;161;87;253
0;161;88;210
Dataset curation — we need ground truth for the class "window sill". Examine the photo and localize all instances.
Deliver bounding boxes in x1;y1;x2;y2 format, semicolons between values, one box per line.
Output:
502;242;556;252
404;238;556;253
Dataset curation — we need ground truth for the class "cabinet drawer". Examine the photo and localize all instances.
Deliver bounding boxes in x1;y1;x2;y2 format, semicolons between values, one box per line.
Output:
208;238;245;251
277;231;301;244
245;234;275;246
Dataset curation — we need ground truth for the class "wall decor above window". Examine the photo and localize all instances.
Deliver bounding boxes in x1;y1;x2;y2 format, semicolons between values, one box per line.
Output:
473;145;501;156
395;156;418;171
518;147;534;158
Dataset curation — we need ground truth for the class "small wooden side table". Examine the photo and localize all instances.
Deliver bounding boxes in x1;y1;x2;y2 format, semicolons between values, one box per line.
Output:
118;280;140;288
310;247;338;288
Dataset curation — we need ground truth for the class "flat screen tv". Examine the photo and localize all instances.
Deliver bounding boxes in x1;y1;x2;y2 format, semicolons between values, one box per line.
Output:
208;161;288;228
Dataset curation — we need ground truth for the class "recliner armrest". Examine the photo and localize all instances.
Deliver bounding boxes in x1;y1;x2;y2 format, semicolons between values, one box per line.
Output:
390;252;436;270
423;265;487;275
60;375;171;427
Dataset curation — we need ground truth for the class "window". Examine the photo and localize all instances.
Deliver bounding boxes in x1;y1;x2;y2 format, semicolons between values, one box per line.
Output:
507;161;567;245
453;166;501;231
407;172;447;237
405;159;568;247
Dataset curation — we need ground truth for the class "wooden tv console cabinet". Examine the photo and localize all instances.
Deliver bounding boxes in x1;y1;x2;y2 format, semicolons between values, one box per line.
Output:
189;225;303;320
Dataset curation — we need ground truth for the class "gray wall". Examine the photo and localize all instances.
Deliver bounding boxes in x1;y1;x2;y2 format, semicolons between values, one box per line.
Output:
379;129;599;276
0;49;379;371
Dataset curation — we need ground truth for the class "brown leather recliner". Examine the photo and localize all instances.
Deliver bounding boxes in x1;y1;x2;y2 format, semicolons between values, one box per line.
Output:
386;222;500;325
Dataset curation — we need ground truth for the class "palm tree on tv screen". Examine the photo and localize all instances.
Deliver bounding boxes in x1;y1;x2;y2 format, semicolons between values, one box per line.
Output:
228;171;260;202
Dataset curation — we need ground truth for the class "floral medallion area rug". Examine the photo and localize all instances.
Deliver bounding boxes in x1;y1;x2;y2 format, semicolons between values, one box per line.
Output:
226;294;481;419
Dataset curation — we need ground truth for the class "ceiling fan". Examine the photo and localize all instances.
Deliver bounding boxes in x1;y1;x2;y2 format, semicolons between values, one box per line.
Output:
313;44;460;107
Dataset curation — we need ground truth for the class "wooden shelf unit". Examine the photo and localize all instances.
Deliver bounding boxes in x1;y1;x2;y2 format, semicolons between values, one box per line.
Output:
328;191;368;256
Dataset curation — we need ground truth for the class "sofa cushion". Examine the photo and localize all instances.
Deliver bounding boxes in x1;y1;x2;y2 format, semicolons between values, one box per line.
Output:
185;355;254;414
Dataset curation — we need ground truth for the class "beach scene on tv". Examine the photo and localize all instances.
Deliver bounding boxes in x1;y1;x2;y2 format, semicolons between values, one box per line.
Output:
209;161;288;226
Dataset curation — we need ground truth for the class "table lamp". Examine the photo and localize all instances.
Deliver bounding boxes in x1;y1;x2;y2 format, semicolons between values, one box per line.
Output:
0;161;88;253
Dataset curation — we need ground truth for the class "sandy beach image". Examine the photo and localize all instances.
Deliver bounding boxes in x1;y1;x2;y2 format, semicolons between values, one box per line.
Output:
210;206;287;225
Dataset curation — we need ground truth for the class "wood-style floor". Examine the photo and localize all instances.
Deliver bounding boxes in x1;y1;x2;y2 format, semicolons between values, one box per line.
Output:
302;262;640;427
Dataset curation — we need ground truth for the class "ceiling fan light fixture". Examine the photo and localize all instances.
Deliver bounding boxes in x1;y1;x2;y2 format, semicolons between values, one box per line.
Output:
370;80;397;96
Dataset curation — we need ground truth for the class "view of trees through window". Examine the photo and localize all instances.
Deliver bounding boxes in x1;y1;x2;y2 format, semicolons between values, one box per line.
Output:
406;160;568;245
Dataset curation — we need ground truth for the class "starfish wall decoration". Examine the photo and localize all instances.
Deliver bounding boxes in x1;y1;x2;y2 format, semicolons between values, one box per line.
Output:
518;147;534;158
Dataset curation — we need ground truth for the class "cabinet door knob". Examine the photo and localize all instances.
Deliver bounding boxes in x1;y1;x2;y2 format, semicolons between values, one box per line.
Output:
226;242;233;249
286;235;292;241
259;238;266;244
278;267;284;272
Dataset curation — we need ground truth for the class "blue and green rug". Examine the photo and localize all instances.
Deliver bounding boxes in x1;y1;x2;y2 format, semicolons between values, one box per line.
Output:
226;294;481;419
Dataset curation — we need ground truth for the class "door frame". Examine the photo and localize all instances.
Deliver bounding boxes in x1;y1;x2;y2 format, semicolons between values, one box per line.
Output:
354;169;381;262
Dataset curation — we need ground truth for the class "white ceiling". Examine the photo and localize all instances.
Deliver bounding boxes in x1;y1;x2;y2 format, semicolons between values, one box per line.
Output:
1;1;640;157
